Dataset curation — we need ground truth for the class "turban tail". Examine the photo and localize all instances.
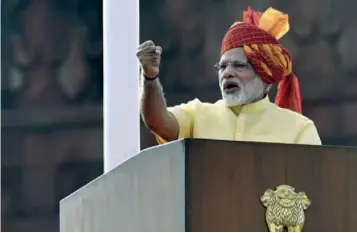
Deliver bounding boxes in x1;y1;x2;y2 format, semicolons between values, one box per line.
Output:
221;6;302;114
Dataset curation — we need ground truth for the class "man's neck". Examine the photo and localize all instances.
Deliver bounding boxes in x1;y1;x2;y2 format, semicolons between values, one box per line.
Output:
251;93;267;104
229;94;268;115
236;93;267;107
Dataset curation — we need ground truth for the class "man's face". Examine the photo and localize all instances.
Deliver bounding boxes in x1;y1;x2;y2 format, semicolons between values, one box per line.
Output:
217;48;266;106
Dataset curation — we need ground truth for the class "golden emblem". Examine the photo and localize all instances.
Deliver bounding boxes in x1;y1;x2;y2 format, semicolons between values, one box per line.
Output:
261;185;311;232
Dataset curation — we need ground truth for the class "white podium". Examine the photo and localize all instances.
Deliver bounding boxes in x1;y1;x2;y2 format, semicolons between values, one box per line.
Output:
60;142;185;232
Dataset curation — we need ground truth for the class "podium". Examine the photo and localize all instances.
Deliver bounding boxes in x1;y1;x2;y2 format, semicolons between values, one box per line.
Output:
60;139;357;232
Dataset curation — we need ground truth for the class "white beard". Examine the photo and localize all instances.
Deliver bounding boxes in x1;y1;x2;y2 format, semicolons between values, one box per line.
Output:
220;76;265;107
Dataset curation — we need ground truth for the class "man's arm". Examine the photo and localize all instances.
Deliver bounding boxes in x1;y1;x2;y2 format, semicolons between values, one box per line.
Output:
140;76;179;142
137;40;194;143
136;40;179;142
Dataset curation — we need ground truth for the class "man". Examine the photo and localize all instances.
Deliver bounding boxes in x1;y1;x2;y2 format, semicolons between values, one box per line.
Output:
138;6;321;145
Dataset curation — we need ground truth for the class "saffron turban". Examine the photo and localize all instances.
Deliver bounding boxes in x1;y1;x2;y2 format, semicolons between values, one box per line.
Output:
221;6;302;113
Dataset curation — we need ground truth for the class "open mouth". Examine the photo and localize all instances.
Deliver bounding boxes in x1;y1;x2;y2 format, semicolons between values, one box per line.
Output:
223;81;240;93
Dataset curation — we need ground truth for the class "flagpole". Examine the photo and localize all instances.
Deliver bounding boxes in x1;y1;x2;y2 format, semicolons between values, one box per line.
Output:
103;0;140;173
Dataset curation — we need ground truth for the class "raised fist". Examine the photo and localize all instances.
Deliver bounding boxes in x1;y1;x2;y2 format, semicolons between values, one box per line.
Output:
136;40;162;79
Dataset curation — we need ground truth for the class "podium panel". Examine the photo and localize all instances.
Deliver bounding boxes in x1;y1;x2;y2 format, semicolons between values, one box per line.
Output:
60;141;186;231
60;139;357;232
186;140;357;231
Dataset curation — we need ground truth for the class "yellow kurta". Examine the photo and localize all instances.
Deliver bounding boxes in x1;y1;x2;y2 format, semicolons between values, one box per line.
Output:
157;96;321;145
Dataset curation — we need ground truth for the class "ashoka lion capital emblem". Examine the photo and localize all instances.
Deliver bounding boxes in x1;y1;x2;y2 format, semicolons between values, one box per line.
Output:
261;185;311;232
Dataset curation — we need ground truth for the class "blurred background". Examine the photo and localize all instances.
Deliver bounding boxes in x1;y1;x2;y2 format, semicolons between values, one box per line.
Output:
2;0;357;231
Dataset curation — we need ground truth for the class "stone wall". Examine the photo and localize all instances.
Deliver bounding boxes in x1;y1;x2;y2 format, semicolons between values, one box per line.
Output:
1;0;103;231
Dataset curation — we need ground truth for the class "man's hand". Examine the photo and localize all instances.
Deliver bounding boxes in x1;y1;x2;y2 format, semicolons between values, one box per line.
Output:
136;40;162;79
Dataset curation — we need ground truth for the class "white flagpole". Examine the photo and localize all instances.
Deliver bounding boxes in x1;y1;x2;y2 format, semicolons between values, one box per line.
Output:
103;0;140;173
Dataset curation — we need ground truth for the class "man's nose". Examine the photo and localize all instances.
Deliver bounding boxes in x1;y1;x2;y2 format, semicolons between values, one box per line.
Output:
222;66;235;79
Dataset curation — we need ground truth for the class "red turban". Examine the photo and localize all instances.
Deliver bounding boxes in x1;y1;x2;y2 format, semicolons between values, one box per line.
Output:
221;6;302;114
